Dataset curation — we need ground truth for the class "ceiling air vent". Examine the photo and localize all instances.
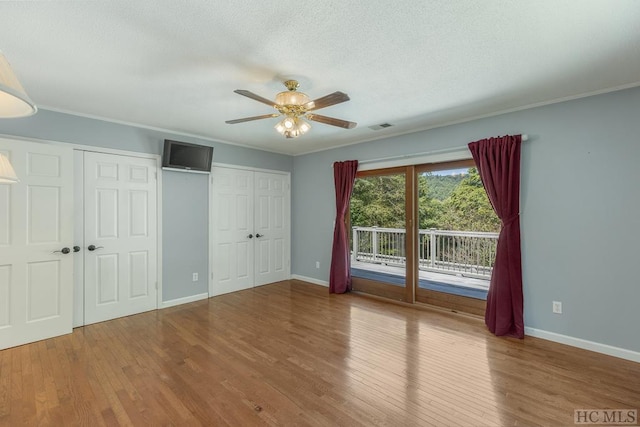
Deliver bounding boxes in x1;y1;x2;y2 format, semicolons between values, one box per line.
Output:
368;123;393;131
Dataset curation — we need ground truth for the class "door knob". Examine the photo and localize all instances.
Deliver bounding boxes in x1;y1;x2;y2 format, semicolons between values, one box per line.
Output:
52;247;71;254
247;234;253;239
87;245;104;251
73;246;81;252
256;233;263;238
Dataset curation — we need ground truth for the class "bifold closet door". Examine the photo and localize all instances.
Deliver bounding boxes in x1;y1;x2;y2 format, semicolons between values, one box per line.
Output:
211;167;255;296
211;167;290;296
82;152;158;325
254;172;289;286
0;138;74;350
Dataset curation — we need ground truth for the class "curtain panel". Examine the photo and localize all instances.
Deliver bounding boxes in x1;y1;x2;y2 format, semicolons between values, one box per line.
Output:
329;160;359;293
468;135;524;338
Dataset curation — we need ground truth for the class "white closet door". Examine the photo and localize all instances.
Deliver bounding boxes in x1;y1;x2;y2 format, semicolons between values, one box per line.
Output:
0;138;74;350
254;172;290;286
83;152;157;325
211;167;255;296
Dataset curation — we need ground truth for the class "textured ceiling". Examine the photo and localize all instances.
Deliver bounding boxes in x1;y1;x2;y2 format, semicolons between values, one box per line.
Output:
1;1;639;155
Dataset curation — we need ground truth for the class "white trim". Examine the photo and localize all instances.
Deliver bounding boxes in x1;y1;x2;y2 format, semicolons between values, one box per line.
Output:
211;162;291;176
155;156;163;309
0;133;161;160
525;327;640;363
357;148;472;171
66;144;160;160
160;292;209;309
35;106;292;156
291;274;329;287
208;169;213;298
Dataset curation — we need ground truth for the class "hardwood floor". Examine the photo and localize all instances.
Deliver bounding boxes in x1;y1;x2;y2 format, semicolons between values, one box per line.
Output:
1;280;638;426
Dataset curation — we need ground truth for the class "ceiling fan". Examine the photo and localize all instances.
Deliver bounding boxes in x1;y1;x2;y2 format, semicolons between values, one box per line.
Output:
225;80;357;138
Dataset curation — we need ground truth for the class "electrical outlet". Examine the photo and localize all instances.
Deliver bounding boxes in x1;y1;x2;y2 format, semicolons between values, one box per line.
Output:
315;261;320;269
552;301;562;314
192;273;198;282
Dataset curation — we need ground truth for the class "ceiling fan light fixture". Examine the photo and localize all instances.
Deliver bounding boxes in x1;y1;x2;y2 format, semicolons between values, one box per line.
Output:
228;79;356;138
275;116;311;138
298;119;311;134
284;129;298;139
275;90;311;107
275;117;295;135
283;117;295;129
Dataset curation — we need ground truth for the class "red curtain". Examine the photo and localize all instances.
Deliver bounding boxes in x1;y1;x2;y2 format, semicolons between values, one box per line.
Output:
468;135;524;338
329;160;359;293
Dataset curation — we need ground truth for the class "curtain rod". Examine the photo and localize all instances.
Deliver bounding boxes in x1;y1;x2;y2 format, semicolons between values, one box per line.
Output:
355;134;528;166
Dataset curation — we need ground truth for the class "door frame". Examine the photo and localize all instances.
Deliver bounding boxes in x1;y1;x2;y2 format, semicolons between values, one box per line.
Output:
0;133;163;327
208;162;291;297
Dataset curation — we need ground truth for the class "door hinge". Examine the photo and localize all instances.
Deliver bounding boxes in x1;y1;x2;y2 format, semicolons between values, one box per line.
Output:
155;281;158;290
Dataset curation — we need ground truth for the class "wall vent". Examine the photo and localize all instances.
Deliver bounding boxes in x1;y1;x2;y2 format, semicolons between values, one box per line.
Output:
368;123;394;131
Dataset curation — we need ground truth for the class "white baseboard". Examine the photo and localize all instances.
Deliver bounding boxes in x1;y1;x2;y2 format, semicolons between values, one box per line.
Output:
525;327;640;363
161;292;209;309
291;274;329;287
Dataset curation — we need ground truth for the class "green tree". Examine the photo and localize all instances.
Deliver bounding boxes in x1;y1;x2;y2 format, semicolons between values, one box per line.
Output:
350;167;500;233
350;174;405;228
422;172;465;201
440;168;500;232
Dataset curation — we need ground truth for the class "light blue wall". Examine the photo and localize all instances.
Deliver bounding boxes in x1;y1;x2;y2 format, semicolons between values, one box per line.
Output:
0;109;293;302
161;170;210;300
292;86;640;353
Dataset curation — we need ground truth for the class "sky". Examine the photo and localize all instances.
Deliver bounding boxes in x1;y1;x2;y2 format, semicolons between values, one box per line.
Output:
427;168;469;176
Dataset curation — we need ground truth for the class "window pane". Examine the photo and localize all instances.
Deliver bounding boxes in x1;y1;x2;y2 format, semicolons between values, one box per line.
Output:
350;172;407;297
417;167;499;302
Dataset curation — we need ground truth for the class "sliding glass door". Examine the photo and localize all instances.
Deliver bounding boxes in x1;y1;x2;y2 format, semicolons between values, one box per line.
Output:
414;159;496;315
350;159;497;315
350;167;415;302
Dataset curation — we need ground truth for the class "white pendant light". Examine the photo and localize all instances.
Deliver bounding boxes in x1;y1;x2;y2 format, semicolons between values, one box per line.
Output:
0;50;37;184
0;153;19;183
0;51;37;118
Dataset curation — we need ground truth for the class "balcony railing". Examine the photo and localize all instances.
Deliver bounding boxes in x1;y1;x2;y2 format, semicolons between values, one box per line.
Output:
352;226;499;279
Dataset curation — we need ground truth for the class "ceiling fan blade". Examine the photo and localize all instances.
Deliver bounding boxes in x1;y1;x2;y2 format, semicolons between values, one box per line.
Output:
305;91;350;111
306;113;357;129
234;90;277;107
225;113;280;124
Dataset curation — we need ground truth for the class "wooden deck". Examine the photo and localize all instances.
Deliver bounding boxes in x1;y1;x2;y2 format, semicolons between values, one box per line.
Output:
0;280;638;426
352;260;490;299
